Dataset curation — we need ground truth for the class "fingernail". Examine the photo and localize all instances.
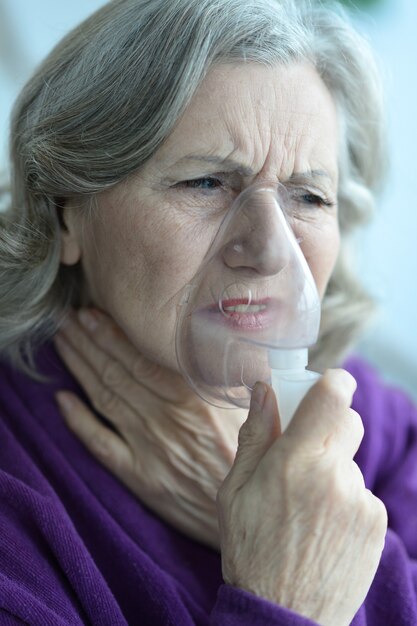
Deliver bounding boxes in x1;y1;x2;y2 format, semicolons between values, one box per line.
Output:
251;382;266;411
56;392;74;414
78;309;98;332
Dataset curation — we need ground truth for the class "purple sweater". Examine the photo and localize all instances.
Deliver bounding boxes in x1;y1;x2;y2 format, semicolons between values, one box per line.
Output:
0;343;416;625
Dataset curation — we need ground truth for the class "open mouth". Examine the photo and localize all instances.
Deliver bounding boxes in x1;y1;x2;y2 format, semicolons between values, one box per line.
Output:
222;302;267;314
199;298;277;331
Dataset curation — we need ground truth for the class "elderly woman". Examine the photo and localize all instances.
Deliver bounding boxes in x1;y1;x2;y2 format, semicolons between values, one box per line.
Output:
0;0;416;624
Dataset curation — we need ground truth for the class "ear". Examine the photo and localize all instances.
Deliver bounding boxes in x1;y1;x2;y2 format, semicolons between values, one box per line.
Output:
58;200;82;266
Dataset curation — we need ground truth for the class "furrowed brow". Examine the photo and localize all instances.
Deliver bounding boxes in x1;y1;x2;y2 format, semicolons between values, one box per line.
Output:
287;170;335;186
174;157;335;186
176;155;255;177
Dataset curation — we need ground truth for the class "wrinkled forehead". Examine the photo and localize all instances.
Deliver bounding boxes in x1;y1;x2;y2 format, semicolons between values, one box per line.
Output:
153;62;339;185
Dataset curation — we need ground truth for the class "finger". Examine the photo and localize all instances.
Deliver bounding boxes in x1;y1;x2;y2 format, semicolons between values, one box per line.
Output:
59;311;132;391
54;331;142;431
346;408;365;458
227;382;281;489
57;311;183;408
77;309;189;399
55;391;134;478
285;369;363;458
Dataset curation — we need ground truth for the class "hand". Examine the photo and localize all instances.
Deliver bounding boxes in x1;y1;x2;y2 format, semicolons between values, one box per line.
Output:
53;308;245;549
217;371;387;626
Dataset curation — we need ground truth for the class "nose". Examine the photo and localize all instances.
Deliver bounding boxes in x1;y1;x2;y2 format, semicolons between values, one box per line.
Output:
222;187;291;277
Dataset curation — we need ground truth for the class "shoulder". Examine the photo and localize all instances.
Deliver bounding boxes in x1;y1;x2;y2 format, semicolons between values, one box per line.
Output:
0;342;85;429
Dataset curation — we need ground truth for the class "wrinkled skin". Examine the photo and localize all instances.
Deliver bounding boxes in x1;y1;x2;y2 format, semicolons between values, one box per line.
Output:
55;311;386;626
60;62;340;373
56;62;387;625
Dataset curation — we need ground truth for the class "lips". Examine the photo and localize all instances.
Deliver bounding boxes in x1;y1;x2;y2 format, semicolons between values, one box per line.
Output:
200;298;277;331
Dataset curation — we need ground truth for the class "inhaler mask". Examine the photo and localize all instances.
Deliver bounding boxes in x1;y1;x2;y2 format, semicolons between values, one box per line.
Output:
176;182;321;430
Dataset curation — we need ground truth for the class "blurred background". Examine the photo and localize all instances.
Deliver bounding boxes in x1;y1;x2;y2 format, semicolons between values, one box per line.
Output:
1;0;416;400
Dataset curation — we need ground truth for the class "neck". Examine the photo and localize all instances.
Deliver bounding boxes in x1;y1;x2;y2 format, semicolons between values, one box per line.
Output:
122;365;246;550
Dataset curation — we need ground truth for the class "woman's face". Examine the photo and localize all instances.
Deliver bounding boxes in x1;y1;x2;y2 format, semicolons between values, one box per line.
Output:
62;62;340;373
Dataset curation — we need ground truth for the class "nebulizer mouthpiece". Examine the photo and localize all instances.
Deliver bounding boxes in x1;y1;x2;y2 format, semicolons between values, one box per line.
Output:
176;182;321;430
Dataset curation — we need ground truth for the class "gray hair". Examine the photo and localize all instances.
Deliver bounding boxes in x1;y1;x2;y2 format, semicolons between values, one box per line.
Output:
0;0;385;377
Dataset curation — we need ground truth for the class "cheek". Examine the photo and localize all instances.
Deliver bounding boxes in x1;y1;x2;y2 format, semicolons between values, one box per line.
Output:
135;212;214;299
81;201;213;313
80;212;143;303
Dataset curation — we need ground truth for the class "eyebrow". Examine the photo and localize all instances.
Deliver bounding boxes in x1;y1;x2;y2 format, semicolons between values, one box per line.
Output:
175;155;334;185
176;155;255;177
287;170;334;185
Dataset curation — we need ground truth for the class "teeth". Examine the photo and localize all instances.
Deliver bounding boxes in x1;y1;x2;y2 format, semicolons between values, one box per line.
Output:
224;304;266;313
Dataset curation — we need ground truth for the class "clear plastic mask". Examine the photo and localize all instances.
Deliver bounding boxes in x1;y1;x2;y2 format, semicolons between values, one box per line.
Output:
175;182;321;409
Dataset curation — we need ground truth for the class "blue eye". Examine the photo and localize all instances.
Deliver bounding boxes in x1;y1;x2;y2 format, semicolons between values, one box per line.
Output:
178;177;223;191
300;193;334;208
187;178;222;190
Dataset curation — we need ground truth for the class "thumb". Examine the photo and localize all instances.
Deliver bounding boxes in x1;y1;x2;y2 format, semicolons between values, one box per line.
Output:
229;382;281;488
